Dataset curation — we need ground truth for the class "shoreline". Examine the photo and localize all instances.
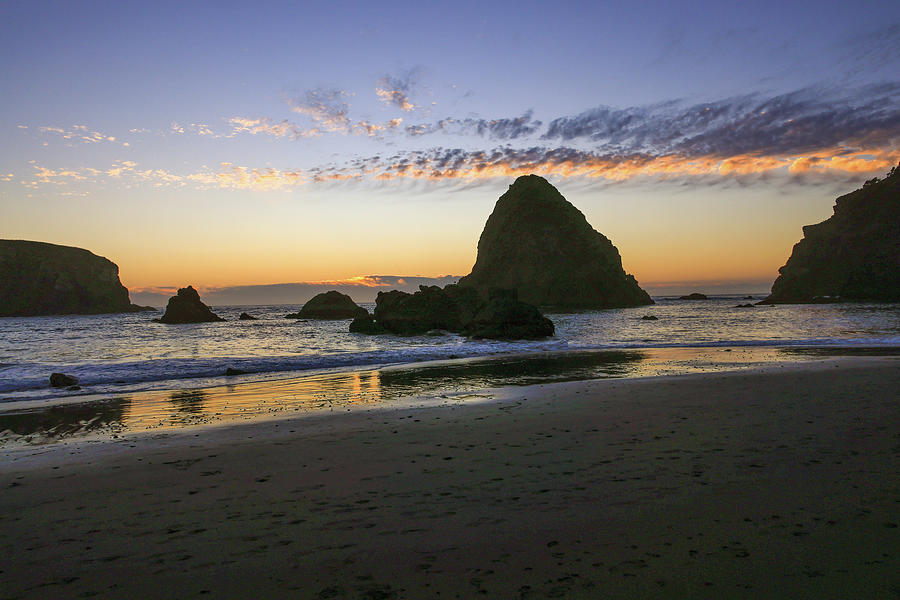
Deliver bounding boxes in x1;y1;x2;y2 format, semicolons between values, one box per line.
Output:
2;345;899;452
3;345;899;451
1;357;897;598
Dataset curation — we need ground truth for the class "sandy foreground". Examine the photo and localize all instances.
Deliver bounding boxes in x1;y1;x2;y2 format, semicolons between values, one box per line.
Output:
1;357;898;599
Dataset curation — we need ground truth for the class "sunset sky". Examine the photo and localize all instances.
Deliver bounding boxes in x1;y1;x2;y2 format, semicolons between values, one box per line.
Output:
2;0;898;302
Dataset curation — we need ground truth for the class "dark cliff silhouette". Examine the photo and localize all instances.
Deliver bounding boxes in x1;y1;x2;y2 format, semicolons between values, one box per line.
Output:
760;164;899;304
0;240;147;316
458;175;653;309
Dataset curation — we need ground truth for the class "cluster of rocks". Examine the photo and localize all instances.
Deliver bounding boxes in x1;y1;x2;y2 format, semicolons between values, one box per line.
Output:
350;286;554;340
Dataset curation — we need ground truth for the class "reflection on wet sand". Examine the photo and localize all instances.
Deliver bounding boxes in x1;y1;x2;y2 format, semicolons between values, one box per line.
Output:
0;397;131;444
1;346;888;447
377;350;646;394
170;390;208;415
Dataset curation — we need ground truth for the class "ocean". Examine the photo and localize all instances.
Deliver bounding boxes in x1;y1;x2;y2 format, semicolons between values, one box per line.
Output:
2;296;898;404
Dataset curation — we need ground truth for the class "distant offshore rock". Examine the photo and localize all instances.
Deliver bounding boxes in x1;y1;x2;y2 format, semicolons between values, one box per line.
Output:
155;286;224;324
0;240;150;316
286;291;367;320
760;163;900;304
352;285;554;340
678;293;708;300
238;312;258;320
457;175;653;309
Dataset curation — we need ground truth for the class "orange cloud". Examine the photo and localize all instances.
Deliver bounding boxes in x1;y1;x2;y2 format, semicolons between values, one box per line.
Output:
367;145;900;183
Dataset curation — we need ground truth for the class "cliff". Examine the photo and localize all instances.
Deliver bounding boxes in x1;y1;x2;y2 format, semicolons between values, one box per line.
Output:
0;240;144;316
760;164;899;304
458;175;653;309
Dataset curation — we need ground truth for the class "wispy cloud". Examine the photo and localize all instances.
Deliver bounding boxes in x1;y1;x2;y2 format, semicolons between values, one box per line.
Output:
37;124;129;146
542;83;900;158
354;117;404;137
375;69;421;112
26;160;306;191
287;88;353;132
361;144;898;184
227;117;320;139
404;111;542;140
18;82;899;192
190;163;306;190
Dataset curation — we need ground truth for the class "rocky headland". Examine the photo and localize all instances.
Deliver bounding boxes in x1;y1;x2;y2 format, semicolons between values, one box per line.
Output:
457;175;653;309
286;291;367;319
760;164;899;304
156;286;225;324
0;240;149;317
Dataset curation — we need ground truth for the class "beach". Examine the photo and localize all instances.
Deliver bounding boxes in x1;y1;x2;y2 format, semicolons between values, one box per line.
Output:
1;356;898;599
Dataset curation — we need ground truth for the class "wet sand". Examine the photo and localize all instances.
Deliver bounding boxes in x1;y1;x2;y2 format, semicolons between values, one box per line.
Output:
1;357;898;599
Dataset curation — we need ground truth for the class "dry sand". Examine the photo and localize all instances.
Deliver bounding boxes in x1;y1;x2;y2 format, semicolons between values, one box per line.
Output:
1;357;898;599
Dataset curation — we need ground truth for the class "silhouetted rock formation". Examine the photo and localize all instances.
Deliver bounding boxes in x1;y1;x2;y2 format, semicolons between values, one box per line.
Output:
679;293;708;300
641;315;658;320
0;240;147;316
349;313;387;334
156;286;224;323
760;164;900;304
457;175;652;309
287;291;367;319
465;289;555;340
238;312;258;320
354;285;554;340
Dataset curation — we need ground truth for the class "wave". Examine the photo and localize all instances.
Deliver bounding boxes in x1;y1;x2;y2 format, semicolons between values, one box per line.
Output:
3;335;899;403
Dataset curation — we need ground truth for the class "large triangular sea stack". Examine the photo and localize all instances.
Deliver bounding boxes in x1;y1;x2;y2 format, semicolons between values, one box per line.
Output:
458;175;652;309
760;164;899;304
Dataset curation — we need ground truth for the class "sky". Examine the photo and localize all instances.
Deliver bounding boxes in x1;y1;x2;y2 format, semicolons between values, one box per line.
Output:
2;0;898;303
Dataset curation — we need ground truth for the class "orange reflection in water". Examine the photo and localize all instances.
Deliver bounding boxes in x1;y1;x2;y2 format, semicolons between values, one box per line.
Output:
115;369;387;434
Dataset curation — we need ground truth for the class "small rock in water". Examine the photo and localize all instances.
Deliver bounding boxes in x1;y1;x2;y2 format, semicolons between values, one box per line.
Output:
734;303;755;308
50;372;78;387
238;312;258;320
225;367;248;376
641;315;658;320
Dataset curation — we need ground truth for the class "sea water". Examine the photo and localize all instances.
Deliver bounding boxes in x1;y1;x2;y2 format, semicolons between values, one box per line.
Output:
1;296;898;404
